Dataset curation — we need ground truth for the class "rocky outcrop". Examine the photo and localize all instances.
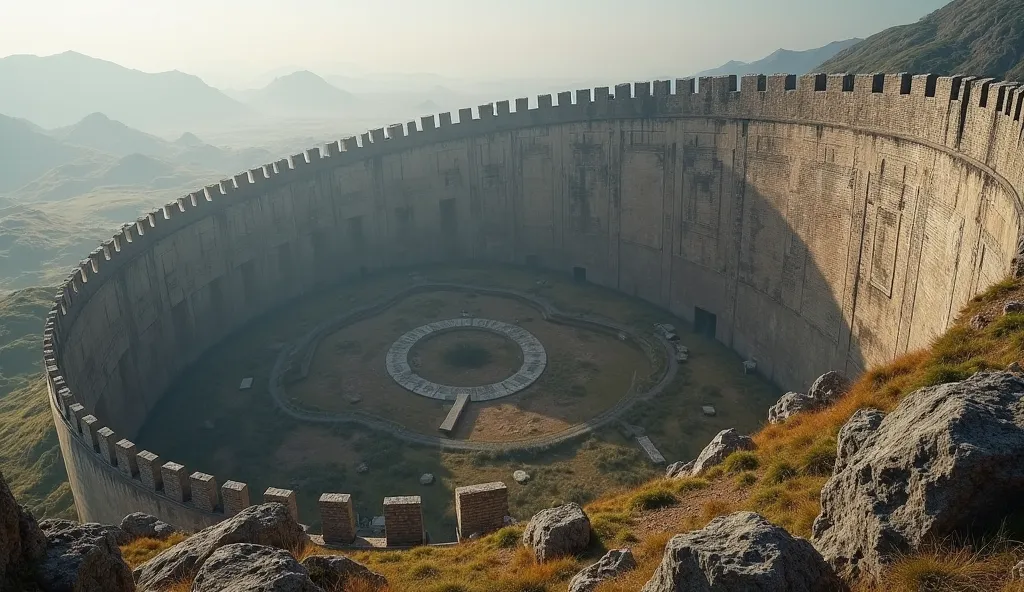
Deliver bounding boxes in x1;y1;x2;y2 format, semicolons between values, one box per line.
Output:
36;519;135;592
135;503;307;591
568;548;636;592
641;512;844;592
812;371;1024;581
834;408;884;473
301;555;386;591
0;470;46;589
119;513;176;542
522;502;591;562
191;544;320;592
769;371;851;424
665;461;694;479
690;429;754;475
1005;301;1023;315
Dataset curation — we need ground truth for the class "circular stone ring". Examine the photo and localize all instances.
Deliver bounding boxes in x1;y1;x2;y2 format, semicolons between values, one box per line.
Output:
385;318;547;402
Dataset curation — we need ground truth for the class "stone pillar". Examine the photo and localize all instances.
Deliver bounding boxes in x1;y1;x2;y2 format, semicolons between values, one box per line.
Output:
162;462;191;503
264;487;298;522
137;451;162;490
80;415;100;452
190;472;218;512
383;496;424;546
455;482;509;540
59;392;75;419
96;427;118;465
319;493;356;544
115;439;139;477
221;481;250;517
68;403;86;434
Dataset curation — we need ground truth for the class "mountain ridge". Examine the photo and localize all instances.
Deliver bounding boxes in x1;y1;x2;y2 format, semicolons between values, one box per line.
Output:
696;39;862;77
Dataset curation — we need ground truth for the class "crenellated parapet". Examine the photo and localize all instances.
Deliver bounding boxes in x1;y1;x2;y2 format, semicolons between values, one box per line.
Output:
42;71;1024;539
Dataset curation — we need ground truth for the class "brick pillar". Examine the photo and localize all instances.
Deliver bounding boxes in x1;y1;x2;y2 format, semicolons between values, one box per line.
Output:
383;496;424;546
162;462;191;503
455;482;509;540
80;415;100;452
137;451;163;490
115;440;139;477
319;493;356;544
68;403;86;434
96;427;118;465
264;487;298;522
190;472;218;512
222;481;250;517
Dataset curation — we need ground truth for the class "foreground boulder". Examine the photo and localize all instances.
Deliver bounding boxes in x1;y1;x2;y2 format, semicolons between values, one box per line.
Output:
768;371;851;424
812;371;1024;581
522;502;591;562
664;461;694;479
642;512;843;592
36;519;135;592
689;429;753;475
833;408;884;473
119;513;176;542
191;544;320;592
301;555;386;591
568;548;636;592
0;470;46;588
135;503;307;590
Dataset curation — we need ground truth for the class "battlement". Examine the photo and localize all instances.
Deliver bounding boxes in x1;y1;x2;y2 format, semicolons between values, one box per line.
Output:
42;69;1024;542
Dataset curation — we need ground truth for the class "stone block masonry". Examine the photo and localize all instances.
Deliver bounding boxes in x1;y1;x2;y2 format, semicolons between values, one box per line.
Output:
137;451;162;490
264;487;298;522
190;472;218;512
162;462;191;503
96;427;118;465
319;493;356;544
68;404;85;435
384;496;424;546
80;415;100;452
115;440;138;477
455;482;508;540
221;481;250;517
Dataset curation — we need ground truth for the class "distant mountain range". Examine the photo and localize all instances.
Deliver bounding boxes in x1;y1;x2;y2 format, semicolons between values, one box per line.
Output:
230;71;358;118
0;51;248;132
819;0;1024;81
696;39;863;78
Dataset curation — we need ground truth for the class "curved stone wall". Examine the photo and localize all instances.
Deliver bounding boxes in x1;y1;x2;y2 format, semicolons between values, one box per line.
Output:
43;72;1024;530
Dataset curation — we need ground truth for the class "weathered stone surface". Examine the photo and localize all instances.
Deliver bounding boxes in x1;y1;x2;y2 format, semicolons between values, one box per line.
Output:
808;371;851;403
1004;301;1024;315
970;313;990;330
191;544;320;592
834;408;884;473
641;512;843;592
36;519;135;592
568;548;636;592
812;371;1024;581
522;502;591;562
665;461;694;479
767;392;815;424
301;555;387;591
690;429;754;475
119;513;177;541
135;503;307;590
0;470;46;588
1012;558;1024;580
513;470;531;484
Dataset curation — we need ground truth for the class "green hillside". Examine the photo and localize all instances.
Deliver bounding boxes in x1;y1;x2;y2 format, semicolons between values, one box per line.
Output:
819;0;1024;81
0;287;74;520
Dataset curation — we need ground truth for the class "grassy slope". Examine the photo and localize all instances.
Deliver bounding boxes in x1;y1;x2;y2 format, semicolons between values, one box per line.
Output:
0;287;75;519
819;0;1024;81
124;276;1024;592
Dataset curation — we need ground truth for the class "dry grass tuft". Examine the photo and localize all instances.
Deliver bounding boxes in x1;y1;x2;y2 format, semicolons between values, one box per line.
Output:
120;533;188;569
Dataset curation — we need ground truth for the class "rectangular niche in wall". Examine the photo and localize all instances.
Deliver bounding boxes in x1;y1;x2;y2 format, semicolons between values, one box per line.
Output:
573;266;587;283
694;307;717;340
347;216;366;252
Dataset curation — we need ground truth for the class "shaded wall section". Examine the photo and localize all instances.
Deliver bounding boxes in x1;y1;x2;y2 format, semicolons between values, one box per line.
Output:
43;72;1023;527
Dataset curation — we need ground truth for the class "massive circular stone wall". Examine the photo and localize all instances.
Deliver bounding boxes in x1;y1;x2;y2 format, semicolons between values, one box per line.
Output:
385;318;547;401
44;72;1024;530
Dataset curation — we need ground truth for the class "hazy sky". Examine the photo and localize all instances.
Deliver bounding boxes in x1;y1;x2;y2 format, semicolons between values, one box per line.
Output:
2;0;950;87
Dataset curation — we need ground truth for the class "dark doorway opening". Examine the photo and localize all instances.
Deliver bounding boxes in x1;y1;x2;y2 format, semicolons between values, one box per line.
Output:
573;266;587;283
525;255;540;267
694;307;717;339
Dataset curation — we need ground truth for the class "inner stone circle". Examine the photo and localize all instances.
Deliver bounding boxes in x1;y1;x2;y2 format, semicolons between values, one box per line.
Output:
386;318;547;402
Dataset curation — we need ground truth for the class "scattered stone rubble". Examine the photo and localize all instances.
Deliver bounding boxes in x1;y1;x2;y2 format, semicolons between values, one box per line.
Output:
768;371;851;424
666;428;754;478
568;548;636;592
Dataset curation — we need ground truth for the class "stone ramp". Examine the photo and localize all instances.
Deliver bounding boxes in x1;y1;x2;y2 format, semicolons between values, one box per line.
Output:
636;436;666;464
439;394;471;434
